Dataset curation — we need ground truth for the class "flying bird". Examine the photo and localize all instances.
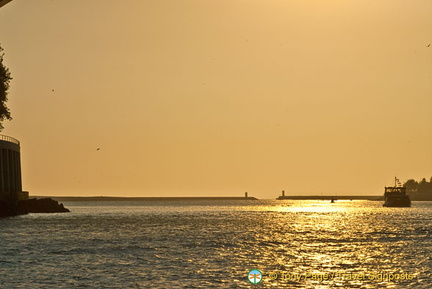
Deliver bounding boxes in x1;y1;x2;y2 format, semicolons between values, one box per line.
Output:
51;89;55;92
96;148;100;151
427;44;430;47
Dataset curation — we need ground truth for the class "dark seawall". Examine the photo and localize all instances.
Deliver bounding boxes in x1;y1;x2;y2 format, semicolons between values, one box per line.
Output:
276;195;383;201
38;196;259;202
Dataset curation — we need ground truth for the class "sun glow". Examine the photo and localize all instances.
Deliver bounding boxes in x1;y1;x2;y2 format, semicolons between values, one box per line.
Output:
278;200;361;213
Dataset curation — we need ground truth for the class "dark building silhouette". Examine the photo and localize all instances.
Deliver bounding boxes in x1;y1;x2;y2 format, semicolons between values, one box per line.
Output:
0;135;26;209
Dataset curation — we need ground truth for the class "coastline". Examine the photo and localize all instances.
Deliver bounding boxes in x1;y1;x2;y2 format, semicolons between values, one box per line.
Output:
31;195;389;202
34;196;259;202
276;195;384;201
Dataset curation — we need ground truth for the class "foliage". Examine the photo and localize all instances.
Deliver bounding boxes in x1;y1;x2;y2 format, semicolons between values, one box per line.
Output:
403;177;432;197
0;44;12;131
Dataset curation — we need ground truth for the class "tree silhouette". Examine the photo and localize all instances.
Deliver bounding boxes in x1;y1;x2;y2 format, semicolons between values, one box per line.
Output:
0;44;12;131
404;179;418;195
403;177;432;200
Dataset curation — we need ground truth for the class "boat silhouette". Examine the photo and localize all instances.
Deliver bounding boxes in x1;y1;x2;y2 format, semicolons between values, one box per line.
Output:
383;177;411;207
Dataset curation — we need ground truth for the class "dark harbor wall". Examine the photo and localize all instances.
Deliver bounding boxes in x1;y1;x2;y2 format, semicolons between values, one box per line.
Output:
0;136;22;199
0;135;22;216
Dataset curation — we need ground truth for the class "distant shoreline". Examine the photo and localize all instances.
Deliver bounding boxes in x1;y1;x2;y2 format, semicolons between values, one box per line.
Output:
30;195;388;202
29;195;432;202
32;196;259;202
277;195;383;201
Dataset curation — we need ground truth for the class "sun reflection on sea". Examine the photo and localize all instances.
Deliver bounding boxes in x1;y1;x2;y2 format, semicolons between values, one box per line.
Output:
231;199;427;288
248;199;366;213
285;200;359;213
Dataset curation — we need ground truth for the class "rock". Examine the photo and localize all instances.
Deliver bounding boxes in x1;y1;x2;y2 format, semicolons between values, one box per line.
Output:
17;198;70;214
0;200;18;217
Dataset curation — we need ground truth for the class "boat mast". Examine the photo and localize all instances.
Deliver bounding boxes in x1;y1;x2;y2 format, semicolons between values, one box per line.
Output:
394;177;402;187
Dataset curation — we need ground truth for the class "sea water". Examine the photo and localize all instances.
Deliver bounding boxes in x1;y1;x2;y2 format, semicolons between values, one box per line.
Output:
0;200;431;288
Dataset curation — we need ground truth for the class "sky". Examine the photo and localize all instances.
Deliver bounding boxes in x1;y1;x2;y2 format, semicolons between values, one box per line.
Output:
0;0;431;198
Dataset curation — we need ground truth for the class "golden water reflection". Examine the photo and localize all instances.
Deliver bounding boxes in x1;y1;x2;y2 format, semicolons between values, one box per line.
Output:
247;199;375;213
234;199;424;288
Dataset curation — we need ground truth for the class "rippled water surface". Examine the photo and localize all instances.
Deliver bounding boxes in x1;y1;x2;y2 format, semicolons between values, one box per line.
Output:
1;200;431;288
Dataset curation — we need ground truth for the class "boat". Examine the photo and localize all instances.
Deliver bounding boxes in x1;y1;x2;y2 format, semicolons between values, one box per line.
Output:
383;177;411;207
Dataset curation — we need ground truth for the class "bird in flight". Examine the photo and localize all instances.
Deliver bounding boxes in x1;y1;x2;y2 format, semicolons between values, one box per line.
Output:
96;148;100;151
427;44;431;47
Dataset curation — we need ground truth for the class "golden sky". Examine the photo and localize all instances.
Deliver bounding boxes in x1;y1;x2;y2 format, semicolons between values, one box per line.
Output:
0;0;431;197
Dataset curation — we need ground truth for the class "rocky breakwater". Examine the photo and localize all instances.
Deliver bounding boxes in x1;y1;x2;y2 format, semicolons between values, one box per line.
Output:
17;198;70;215
1;198;70;218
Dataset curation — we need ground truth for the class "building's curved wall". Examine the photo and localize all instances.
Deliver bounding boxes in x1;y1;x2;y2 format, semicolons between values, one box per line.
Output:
0;137;22;203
